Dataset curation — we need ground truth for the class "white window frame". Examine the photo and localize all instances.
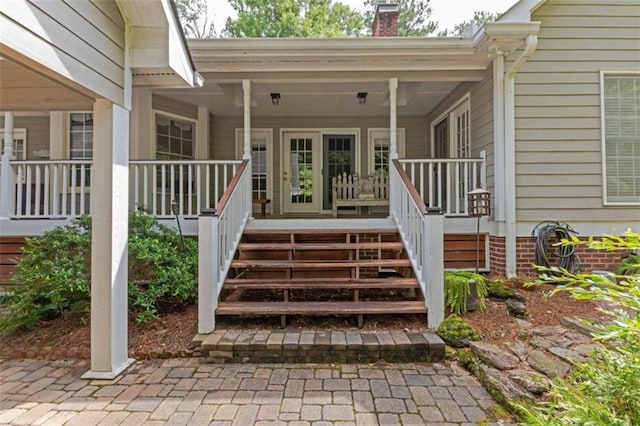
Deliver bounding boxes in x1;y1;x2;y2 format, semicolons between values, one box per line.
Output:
0;128;27;160
430;93;471;158
67;112;93;192
367;128;406;174
600;70;640;206
68;112;93;160
235;128;274;212
153;110;197;160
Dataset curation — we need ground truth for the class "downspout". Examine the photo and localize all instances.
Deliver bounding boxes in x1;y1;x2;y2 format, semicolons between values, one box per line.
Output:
504;34;538;278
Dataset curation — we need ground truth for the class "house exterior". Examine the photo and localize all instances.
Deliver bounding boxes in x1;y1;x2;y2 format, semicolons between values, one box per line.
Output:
1;0;638;376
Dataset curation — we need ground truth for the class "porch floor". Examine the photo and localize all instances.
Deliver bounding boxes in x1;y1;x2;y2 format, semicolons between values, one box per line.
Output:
193;328;445;364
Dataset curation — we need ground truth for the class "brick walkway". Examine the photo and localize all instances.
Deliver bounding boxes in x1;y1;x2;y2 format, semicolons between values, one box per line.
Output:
0;358;505;425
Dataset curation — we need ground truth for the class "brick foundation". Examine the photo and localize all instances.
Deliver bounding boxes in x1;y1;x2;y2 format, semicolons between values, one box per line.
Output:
490;236;629;276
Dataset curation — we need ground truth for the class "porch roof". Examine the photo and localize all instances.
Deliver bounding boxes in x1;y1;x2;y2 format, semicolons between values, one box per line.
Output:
154;22;539;118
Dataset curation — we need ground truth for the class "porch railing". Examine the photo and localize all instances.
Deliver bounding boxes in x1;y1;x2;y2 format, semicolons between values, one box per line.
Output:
390;159;444;328
6;159;241;219
129;160;240;218
399;153;486;216
198;159;252;334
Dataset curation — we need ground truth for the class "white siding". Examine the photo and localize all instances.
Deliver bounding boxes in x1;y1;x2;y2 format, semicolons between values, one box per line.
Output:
514;0;640;224
0;0;126;105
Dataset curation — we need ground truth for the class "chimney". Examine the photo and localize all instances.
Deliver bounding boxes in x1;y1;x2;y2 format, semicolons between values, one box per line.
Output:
372;3;399;37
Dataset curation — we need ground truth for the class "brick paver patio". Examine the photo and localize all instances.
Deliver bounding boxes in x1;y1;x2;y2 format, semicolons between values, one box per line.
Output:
0;358;506;425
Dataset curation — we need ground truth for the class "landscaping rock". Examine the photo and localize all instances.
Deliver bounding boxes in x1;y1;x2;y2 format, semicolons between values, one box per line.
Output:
529;336;554;350
487;281;526;302
508;369;552;395
563;330;593;345
480;365;534;404
437;315;481;348
528;349;571;378
548;347;590;364
573;343;603;358
560;317;600;337
506;299;527;318
530;326;567;337
505;341;529;361
515;319;533;329
470;342;520;370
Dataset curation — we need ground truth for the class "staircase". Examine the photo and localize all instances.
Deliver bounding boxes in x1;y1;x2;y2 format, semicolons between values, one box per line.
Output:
216;226;427;328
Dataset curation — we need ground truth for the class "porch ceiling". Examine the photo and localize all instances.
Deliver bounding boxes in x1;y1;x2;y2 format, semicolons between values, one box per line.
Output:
0;57;93;111
156;79;460;117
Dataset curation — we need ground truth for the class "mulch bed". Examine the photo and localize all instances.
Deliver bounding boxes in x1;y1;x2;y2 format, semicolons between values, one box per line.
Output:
0;281;606;360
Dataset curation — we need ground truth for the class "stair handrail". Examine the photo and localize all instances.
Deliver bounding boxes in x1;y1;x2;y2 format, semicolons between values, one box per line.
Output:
198;159;251;334
390;159;445;328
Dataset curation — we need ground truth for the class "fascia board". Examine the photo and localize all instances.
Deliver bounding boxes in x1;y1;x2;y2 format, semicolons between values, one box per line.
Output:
188;37;476;58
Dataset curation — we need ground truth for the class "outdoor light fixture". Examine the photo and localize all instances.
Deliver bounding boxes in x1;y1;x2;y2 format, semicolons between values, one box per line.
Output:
270;93;281;105
357;92;367;104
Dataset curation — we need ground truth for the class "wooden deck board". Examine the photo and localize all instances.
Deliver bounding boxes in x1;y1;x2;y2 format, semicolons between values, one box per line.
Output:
224;277;418;290
216;301;427;315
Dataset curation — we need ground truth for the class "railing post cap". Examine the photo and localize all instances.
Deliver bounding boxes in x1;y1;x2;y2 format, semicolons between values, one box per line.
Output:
200;208;218;217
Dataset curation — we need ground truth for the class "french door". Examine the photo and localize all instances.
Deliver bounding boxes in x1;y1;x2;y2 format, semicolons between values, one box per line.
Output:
283;132;320;213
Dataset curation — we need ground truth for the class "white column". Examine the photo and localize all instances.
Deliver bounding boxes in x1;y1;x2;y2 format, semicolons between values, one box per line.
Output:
389;78;398;160
197;107;210;160
422;211;444;329
0;112;16;218
242;80;251;160
82;99;134;379
3;112;15;157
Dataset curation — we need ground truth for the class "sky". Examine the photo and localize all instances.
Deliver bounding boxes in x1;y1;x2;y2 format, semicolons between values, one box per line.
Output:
211;0;520;34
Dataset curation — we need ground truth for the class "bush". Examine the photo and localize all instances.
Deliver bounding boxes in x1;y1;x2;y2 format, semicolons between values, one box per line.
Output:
437;314;482;347
0;211;198;334
520;229;640;425
444;271;488;315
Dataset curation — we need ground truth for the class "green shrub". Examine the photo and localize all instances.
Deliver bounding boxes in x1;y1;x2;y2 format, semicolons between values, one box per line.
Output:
437;314;481;347
520;229;640;425
0;211;197;334
444;271;488;315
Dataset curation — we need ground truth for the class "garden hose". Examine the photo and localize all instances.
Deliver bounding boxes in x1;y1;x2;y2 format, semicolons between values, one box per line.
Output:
531;221;581;273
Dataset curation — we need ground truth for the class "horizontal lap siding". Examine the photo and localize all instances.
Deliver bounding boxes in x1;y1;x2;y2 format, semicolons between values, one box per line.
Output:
0;0;125;104
514;0;640;224
0;115;50;160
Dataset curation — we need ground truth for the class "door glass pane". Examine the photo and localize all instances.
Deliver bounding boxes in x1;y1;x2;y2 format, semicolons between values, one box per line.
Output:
290;138;313;204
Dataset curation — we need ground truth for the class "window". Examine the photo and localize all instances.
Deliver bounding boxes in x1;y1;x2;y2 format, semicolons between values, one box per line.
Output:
69;113;92;186
156;114;194;160
602;74;640;203
368;128;406;175
252;144;268;199
431;94;470;159
0;129;27;160
235;129;273;207
69;113;93;160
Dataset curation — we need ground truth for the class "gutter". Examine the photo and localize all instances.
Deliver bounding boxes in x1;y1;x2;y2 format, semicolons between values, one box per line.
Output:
504;34;538;278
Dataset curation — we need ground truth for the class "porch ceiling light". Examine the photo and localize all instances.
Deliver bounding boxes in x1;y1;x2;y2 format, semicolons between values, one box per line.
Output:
270;93;281;105
357;92;367;104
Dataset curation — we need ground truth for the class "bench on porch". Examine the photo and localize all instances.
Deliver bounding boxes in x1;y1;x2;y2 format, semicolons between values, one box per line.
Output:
331;173;388;218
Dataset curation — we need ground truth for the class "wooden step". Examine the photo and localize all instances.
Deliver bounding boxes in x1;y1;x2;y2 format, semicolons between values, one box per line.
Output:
216;301;426;315
238;242;404;251
223;277;419;290
231;259;411;269
241;228;400;235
